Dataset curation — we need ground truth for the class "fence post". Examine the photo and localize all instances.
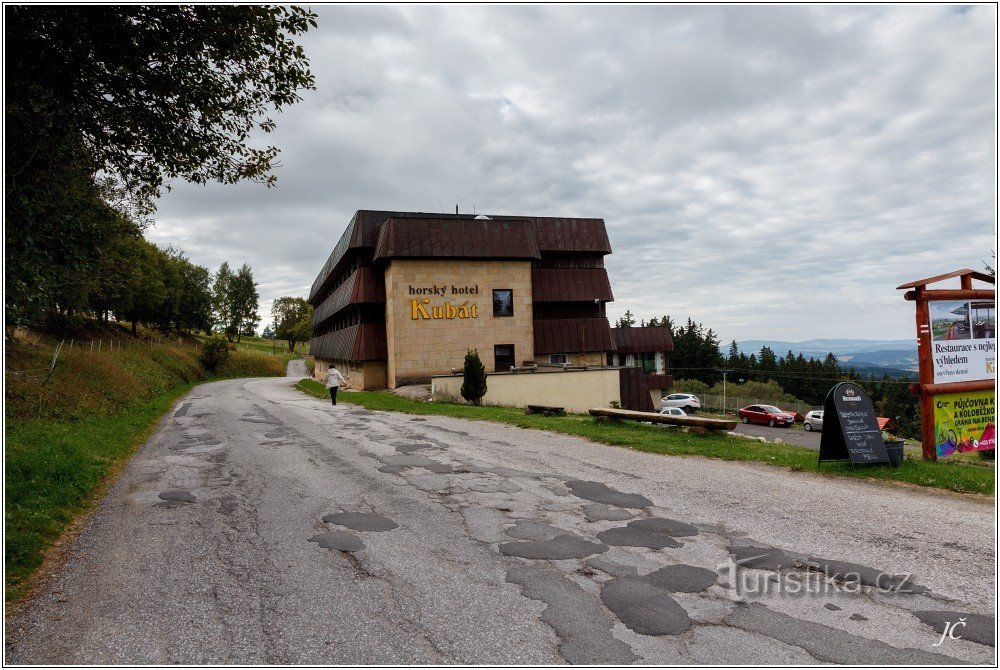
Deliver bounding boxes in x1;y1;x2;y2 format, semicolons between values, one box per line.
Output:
90;341;94;352
98;339;102;353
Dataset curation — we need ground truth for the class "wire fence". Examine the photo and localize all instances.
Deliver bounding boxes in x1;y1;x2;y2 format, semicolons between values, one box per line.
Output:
697;393;822;417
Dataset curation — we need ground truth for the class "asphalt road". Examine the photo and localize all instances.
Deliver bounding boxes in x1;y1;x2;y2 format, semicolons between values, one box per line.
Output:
733;422;822;449
5;369;995;664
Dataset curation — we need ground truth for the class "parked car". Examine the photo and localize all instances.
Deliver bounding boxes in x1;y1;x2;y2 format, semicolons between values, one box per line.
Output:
661;393;701;412
803;410;824;432
658;407;688;417
738;404;795;428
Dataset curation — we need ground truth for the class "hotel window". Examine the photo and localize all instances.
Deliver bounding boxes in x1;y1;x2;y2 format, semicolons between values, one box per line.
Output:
493;289;513;317
549;354;568;365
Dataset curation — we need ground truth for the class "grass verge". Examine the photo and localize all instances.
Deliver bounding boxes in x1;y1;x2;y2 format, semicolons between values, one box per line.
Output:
4;338;289;601
296;379;994;497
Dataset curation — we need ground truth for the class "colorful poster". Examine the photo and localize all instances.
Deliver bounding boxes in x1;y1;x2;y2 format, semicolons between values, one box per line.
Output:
928;300;996;384
933;390;996;457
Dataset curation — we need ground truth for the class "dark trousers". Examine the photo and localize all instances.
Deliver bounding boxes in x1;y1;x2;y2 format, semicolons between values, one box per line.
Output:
329;386;338;405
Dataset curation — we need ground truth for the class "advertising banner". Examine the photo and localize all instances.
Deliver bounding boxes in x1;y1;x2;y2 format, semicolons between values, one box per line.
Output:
933;390;996;457
928;300;996;384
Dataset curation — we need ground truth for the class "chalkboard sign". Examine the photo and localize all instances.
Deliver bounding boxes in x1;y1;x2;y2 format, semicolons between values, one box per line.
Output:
819;382;890;465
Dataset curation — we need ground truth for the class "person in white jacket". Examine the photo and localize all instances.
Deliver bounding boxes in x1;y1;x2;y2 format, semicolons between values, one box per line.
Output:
323;366;347;405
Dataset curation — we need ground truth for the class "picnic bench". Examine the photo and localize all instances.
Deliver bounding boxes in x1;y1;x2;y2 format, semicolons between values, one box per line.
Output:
588;407;737;431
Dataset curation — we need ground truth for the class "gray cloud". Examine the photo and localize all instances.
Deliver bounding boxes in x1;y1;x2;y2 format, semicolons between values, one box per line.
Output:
148;5;997;340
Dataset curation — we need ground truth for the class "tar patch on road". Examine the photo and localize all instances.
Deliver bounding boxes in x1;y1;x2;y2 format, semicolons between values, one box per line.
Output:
307;531;365;553
498;533;609;560
628;517;699;537
596;526;682;549
600;577;692;635
913;611;996;647
323;512;399;532
564;480;652;508
156;490;196;508
641;564;719;593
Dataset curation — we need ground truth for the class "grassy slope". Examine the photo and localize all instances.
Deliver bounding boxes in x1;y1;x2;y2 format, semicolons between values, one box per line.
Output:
296;379;994;497
4;339;289;601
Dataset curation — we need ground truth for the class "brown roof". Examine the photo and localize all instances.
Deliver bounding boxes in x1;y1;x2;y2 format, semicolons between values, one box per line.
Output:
611;326;674;353
897;268;995;289
534;317;616;354
309;323;387;361
532;268;613;303
373;217;541;261
310;210;612;302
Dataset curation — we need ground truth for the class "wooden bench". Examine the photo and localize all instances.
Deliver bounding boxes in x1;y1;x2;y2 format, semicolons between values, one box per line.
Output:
588;407;737;430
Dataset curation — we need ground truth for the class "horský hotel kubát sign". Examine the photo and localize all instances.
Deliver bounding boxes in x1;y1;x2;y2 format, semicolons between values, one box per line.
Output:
408;284;481;320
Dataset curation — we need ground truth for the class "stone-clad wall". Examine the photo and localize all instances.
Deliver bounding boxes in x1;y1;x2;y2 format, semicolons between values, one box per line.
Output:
384;260;534;388
432;367;622;414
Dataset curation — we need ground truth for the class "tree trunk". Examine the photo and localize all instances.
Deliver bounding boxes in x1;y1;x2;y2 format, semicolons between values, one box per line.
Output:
131;320;137;336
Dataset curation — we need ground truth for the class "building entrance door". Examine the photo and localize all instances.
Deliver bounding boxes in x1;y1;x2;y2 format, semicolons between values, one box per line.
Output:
494;344;515;372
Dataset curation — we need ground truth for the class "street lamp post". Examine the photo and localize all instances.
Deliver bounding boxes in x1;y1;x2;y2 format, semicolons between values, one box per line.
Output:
717;369;734;415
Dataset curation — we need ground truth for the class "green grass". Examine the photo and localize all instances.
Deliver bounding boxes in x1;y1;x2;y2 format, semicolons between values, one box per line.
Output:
5;383;197;601
296;379;995;497
4;337;291;601
192;333;305;360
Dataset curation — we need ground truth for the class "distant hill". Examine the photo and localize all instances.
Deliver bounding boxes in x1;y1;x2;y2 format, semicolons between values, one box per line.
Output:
729;339;918;372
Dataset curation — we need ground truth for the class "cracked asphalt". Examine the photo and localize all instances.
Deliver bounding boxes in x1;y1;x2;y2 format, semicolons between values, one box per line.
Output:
5;365;996;664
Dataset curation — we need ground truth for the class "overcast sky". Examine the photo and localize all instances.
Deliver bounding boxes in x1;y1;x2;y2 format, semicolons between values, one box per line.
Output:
148;4;997;344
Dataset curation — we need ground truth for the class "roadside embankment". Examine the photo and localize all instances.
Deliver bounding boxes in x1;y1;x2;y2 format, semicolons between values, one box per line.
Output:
4;336;287;601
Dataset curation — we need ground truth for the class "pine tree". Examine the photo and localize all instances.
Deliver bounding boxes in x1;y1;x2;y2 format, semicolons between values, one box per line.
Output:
460;349;488;405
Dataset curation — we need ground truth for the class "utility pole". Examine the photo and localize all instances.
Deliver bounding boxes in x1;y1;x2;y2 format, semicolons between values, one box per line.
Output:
716;369;734;415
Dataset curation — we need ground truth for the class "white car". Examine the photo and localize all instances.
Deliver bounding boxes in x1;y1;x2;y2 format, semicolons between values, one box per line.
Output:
661;393;701;413
658;407;688;417
804;410;824;432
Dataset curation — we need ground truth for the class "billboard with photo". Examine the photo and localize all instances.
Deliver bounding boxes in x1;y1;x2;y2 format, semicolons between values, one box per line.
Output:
933;390;996;457
927;300;996;384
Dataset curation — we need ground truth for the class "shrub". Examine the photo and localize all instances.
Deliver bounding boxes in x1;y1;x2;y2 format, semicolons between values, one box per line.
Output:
460;349;487;405
200;337;230;372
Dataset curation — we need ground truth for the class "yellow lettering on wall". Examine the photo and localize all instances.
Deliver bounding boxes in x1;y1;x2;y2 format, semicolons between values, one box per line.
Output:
410;297;481;320
411;298;430;320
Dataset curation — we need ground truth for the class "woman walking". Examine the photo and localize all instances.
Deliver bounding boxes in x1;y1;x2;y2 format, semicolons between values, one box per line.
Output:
324;366;347;405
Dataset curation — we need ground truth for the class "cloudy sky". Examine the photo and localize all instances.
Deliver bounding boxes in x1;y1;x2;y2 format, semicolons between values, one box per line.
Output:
148;4;997;343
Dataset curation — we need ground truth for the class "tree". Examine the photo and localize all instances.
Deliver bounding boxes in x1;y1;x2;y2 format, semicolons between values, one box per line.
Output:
230;264;260;342
213;262;236;340
461;350;488;405
273;296;313;352
5;6;316;326
6;5;317;202
615;310;636;328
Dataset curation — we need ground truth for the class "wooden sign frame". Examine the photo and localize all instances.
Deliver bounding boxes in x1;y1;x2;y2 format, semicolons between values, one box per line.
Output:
897;269;996;461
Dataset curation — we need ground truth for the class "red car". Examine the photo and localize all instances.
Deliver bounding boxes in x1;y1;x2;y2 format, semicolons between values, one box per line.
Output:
738;404;795;428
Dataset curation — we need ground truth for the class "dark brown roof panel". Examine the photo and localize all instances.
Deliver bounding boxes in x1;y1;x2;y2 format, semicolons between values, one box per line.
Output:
532;268;614;303
374;218;541;261
534;317;616;354
611;326;675;353
530;218;611;254
311;267;386;330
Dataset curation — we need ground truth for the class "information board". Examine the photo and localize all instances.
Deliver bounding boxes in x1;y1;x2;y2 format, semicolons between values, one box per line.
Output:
818;382;890;465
